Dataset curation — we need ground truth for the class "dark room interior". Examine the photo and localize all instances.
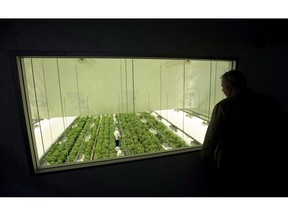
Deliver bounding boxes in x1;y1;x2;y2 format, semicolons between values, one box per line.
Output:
1;19;288;199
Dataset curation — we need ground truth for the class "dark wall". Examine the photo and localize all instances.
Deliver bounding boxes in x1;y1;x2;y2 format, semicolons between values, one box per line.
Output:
1;19;287;196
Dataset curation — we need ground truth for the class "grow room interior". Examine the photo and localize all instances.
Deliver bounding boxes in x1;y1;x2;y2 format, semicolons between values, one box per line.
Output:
20;57;234;169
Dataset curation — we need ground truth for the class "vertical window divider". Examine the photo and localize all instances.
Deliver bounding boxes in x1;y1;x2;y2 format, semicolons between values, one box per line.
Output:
56;58;67;150
125;59;128;113
160;62;162;116
183;60;186;141
120;59;123;113
132;59;135;114
208;61;212;119
75;59;82;116
213;61;218;120
31;58;45;157
41;58;53;152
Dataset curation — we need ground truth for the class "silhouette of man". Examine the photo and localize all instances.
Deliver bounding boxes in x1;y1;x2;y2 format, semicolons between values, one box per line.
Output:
201;70;287;196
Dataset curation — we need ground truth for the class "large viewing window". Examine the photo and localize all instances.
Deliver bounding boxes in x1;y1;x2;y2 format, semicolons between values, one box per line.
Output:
16;55;235;173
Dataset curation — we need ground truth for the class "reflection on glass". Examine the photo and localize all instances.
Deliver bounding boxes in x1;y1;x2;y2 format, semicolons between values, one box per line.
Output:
19;57;234;168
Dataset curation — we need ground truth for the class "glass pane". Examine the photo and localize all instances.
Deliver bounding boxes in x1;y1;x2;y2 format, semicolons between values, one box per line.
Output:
19;56;234;170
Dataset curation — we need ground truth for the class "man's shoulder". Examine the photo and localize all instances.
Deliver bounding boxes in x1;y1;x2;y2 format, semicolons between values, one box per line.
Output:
215;97;231;108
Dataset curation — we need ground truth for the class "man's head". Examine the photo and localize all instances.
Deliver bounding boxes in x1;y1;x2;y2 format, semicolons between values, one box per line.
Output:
221;70;247;97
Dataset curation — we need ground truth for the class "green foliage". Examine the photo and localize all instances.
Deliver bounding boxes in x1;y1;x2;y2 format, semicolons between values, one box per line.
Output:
45;111;187;166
